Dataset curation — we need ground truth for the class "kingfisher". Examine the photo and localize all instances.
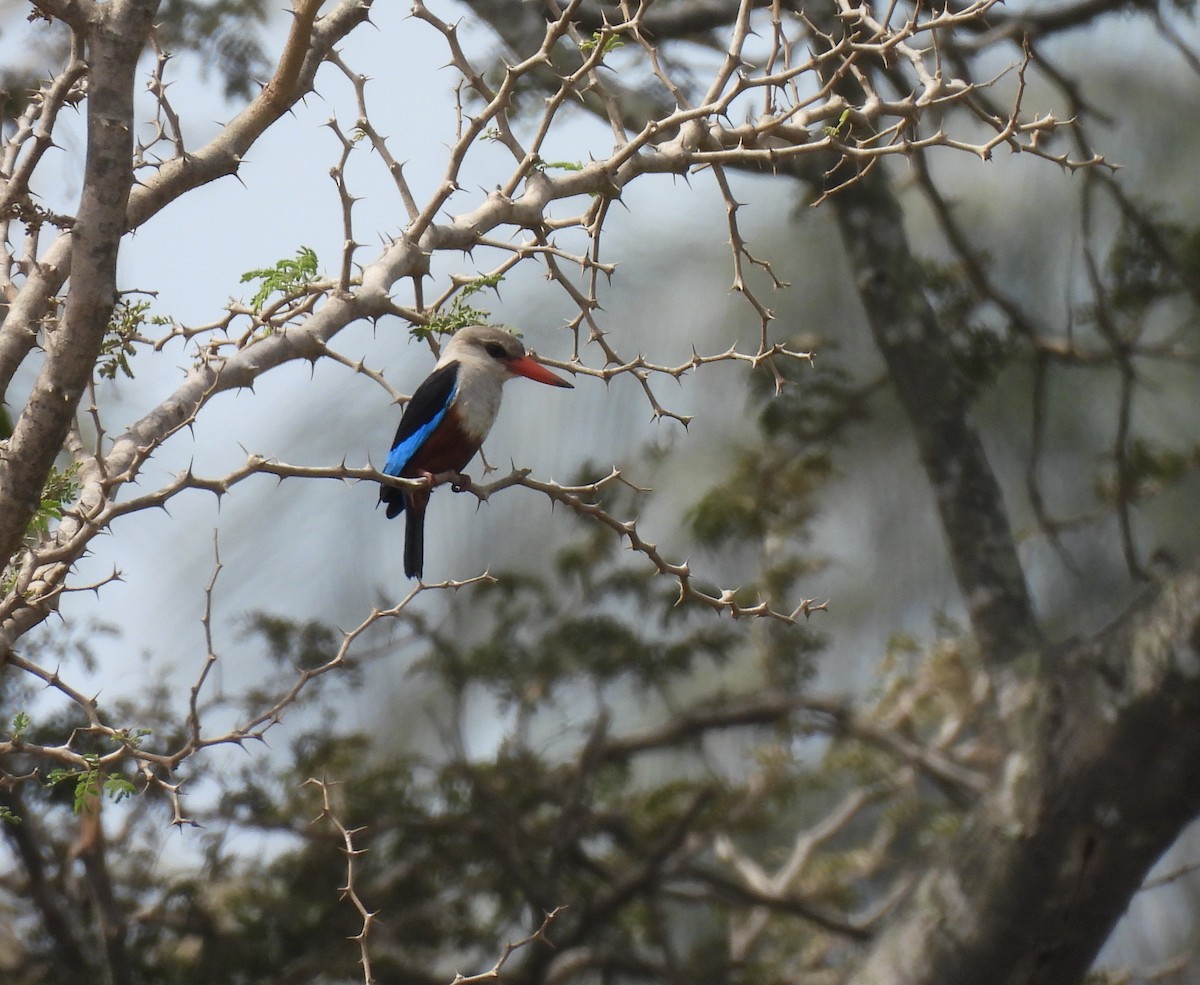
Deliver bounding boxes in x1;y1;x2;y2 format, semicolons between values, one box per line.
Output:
379;324;574;579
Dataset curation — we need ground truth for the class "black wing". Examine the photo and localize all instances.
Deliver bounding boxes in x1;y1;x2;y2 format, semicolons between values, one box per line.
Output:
380;360;460;518
383;361;460;476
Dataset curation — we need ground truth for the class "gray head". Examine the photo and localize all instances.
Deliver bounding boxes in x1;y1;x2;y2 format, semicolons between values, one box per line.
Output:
439;324;573;388
441;324;528;365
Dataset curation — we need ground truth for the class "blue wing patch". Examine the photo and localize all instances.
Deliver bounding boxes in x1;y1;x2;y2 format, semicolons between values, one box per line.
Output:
385;399;451;475
383;361;460;476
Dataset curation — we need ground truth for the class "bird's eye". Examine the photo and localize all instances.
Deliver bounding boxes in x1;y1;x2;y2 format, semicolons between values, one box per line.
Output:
484;342;507;359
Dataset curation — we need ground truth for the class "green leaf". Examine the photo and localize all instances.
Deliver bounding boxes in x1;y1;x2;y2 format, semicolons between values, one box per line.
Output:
823;108;852;137
104;774;136;804
240;246;320;313
98;296;171;381
10;711;30;740
27;463;80;537
534;159;584;173
47;763;136;813
421;274;506;338
579;30;625;55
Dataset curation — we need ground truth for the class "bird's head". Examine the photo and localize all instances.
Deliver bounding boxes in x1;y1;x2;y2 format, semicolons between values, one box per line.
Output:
443;324;574;388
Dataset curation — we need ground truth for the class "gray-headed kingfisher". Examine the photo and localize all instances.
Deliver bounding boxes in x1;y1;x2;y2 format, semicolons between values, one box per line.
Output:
379;324;573;578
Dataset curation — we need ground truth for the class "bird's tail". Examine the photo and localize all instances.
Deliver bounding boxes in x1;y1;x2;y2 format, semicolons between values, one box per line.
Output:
404;499;425;579
380;483;405;519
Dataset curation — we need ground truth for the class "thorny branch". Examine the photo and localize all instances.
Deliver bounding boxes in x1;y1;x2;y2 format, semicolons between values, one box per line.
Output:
451;908;564;985
0;1;1145;958
288;775;563;983
306;777;381;985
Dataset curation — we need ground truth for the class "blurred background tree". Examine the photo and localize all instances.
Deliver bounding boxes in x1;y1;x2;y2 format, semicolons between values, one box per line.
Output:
2;2;1200;985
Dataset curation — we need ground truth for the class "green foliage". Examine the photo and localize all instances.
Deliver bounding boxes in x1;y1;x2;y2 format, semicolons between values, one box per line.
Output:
579;30;626;56
242;611;339;669
687;353;859;613
917;258;1021;396
435;569;742;708
99;295;171;380
1125;438;1200;493
104;773;137;803
0;306;973;985
0;420;977;985
46;756;135;814
9;712;31;750
26;463;80;537
238;610;359;702
823;108;853;137
1106;210;1200;313
533;158;584;172
2;0;273;104
689;482;770;547
1097;438;1200;504
240;246;320;313
420;274;506;338
154;0;275;99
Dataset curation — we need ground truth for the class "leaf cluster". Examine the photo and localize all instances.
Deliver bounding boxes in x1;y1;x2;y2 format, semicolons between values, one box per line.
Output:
1106;211;1200;314
916;258;1022;397
26;463;80;538
0;426;981;985
240;246;320;313
98;296;171;381
150;0;276;99
46;758;137;815
1096;437;1200;505
1;0;273;104
688;352;863;629
421;274;506;338
579;30;626;56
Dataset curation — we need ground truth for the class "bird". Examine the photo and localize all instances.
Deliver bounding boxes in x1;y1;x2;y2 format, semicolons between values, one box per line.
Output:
379;324;573;579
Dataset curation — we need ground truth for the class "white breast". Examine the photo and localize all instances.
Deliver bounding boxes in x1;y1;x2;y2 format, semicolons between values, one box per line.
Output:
452;370;504;442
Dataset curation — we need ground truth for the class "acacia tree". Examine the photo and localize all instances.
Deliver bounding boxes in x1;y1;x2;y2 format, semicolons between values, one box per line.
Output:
2;2;1200;984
